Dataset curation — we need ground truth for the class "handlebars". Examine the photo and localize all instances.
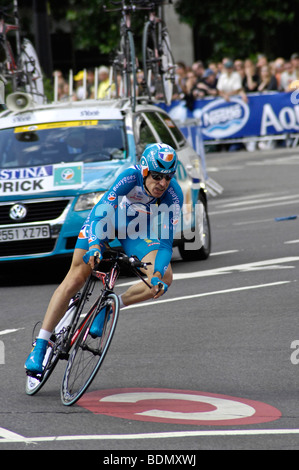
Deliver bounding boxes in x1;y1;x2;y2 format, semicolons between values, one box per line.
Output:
92;250;166;293
93;250;151;271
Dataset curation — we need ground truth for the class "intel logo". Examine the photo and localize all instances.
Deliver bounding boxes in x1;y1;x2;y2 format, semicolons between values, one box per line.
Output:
194;97;250;139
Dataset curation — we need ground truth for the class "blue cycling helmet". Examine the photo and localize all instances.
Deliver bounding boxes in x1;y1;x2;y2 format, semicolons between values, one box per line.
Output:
140;143;178;177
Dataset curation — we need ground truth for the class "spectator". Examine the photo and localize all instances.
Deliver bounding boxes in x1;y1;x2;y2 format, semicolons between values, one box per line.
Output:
242;59;259;92
280;61;296;91
74;70;86;100
184;70;198;95
257;64;278;92
272;57;285;90
256;53;268;75
136;69;147;96
207;61;219;77
182;70;198;110
286;53;299;91
194;68;218;98
216;59;247;102
86;68;96;99
53;70;65;85
173;61;187;97
234;59;245;80
191;60;205;84
97;66;112;99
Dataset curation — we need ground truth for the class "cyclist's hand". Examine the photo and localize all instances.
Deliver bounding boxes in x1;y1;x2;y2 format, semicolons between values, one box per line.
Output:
83;248;102;269
151;276;168;299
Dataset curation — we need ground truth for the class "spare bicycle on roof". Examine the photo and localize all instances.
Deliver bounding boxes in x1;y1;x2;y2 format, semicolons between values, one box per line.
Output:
0;0;45;109
104;0;176;110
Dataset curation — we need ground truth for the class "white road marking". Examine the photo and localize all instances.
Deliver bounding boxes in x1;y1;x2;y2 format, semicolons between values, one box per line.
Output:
0;427;29;442
123;281;290;310
233;218;274;226
215;194;299;209
3;428;299;443
210;250;239;256
117;256;299;288
209;197;299;215
285;239;299;244
0;328;24;336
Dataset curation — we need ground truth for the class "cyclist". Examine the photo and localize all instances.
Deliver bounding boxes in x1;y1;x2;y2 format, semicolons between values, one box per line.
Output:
25;143;183;374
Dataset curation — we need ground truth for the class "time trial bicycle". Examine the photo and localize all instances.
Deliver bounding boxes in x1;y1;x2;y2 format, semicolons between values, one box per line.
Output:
104;0;138;111
142;0;175;105
26;250;157;406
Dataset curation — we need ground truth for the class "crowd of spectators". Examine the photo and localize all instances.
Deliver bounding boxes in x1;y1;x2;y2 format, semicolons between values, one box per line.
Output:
53;52;299;106
53;66;112;102
171;52;299;108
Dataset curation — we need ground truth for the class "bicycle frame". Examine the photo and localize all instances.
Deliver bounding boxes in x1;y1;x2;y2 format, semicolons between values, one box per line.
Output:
54;252;150;355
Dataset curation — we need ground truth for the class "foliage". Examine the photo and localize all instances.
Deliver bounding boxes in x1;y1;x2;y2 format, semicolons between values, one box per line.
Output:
49;0;146;57
48;0;299;63
174;0;297;60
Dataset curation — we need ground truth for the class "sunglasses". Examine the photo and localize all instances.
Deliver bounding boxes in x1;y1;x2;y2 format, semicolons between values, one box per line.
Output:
150;171;175;182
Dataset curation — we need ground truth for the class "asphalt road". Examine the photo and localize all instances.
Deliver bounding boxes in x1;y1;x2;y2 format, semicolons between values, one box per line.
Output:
1;146;299;452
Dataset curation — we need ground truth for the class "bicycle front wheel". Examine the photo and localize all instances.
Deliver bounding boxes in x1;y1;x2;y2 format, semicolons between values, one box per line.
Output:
25;334;60;396
123;30;137;111
142;20;157;101
25;296;80;396
61;293;120;406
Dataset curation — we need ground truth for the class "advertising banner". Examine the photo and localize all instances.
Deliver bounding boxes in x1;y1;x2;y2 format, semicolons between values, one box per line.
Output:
159;91;299;141
0;162;83;196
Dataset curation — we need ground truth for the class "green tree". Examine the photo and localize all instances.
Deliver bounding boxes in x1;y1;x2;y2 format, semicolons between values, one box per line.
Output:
49;0;145;56
174;0;297;61
47;0;299;64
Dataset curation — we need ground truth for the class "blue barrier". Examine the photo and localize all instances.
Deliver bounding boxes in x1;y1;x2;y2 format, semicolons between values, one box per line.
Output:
159;91;299;142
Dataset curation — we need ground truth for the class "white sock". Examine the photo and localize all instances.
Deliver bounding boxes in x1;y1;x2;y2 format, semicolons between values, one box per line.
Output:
37;329;52;342
118;295;126;309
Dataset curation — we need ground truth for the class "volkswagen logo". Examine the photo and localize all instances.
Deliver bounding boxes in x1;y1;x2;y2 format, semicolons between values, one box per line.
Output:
9;203;27;221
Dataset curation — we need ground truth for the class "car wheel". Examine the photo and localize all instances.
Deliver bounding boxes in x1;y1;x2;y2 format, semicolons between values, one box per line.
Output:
178;194;211;261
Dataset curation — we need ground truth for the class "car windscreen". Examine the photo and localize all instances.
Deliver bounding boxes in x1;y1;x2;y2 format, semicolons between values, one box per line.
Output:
0;120;127;168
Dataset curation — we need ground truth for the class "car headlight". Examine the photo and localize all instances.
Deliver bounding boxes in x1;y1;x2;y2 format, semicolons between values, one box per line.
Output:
74;191;105;211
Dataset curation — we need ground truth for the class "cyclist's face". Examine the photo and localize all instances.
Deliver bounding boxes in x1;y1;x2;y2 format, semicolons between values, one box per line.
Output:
145;173;171;198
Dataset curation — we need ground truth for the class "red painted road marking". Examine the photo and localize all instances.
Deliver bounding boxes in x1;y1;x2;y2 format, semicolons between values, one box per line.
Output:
78;388;281;425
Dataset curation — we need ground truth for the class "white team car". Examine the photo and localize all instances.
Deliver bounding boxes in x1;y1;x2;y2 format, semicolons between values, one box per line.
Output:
0;96;211;263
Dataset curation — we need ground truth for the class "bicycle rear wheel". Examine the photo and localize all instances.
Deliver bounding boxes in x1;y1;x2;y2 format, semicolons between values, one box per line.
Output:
61;292;120;406
123;30;137;111
142;20;157;102
160;30;175;105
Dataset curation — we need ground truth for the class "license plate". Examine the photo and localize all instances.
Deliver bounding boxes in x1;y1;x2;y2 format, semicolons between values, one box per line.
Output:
0;225;50;242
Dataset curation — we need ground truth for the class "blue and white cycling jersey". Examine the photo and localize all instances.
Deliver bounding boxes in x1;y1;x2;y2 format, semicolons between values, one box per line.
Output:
77;166;183;277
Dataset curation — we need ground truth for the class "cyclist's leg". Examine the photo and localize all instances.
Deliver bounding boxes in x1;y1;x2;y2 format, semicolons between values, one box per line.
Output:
120;235;173;306
41;248;91;333
25;248;90;373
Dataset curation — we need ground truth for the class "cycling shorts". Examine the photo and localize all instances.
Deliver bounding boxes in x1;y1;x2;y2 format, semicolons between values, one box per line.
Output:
75;232;160;261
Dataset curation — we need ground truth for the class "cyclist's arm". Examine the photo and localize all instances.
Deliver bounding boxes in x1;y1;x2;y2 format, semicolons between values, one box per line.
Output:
154;180;183;278
83;244;102;268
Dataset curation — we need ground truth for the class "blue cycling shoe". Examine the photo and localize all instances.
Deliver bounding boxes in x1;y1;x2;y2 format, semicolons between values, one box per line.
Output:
25;338;48;374
89;307;106;338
